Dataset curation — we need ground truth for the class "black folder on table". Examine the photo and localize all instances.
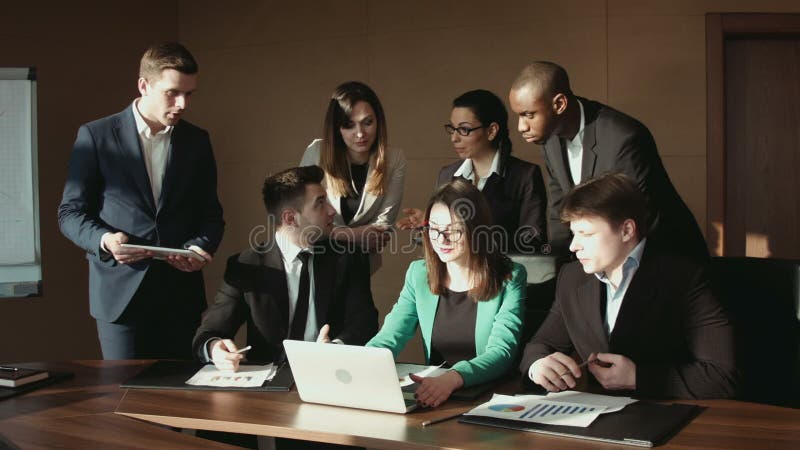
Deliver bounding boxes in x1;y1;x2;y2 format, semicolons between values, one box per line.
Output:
0;371;74;401
120;360;294;392
459;401;702;447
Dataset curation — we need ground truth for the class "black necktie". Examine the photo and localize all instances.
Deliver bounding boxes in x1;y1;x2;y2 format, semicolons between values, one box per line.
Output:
289;251;311;340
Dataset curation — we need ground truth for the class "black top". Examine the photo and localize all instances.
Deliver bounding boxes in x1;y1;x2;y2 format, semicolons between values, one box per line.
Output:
436;154;547;254
340;162;368;224
430;288;478;367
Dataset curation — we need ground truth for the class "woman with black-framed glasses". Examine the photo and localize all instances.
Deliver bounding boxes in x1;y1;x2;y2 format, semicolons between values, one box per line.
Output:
398;89;548;254
368;179;527;408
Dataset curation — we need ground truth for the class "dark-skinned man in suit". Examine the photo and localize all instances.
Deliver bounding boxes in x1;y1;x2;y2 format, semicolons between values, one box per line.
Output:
508;61;708;261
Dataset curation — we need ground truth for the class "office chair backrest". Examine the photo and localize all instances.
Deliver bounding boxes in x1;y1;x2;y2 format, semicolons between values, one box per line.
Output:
709;257;800;408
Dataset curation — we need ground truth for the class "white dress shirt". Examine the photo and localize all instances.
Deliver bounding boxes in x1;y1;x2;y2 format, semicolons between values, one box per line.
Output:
99;101;172;254
275;229;318;342
131;99;172;204
595;238;647;334
565;99;586;185
453;149;502;191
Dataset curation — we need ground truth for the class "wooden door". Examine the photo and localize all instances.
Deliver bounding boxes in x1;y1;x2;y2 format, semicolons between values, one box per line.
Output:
724;37;800;258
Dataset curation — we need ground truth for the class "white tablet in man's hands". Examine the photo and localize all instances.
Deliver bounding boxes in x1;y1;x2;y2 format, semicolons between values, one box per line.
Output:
120;244;206;261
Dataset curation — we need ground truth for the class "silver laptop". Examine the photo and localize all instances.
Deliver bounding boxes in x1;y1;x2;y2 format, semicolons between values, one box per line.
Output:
283;340;417;414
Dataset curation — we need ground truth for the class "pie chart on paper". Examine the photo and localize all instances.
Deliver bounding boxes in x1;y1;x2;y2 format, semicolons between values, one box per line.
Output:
488;404;525;413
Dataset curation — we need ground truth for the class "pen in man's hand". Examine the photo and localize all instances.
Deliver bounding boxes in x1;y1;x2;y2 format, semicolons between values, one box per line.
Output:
559;358;598;378
233;345;252;354
421;411;465;427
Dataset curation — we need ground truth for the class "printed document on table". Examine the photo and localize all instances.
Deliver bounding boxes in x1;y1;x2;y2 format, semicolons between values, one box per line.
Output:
466;394;606;427
544;390;637;413
186;364;277;388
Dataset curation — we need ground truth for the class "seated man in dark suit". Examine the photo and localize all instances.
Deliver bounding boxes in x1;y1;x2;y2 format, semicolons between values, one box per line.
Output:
520;173;739;399
193;166;379;370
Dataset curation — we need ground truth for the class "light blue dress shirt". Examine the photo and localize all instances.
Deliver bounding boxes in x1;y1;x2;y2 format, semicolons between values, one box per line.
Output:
595;238;647;335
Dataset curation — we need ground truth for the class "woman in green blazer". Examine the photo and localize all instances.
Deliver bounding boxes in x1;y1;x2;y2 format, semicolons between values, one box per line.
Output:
367;179;527;408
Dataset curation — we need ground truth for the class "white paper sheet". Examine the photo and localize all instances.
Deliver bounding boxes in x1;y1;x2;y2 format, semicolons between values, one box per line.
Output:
465;394;605;427
185;364;277;388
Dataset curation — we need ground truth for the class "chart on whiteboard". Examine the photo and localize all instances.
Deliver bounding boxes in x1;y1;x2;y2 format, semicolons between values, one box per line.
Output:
0;80;36;265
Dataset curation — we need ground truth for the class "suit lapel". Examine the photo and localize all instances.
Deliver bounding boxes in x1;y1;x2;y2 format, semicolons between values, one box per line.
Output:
576;276;610;352
261;243;291;340
475;294;501;355
351;160;378;224
323;174;344;225
608;248;658;346
579;98;599;183
417;279;440;360
545;137;574;191
157;122;181;212
481;173;502;201
114;108;156;213
580;122;598;183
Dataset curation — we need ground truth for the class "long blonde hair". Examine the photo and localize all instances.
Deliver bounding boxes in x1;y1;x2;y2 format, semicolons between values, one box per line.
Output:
320;81;388;198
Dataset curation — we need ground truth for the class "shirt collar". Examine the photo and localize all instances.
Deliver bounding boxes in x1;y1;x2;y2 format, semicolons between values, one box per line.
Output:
132;99;173;139
453;149;503;180
595;238;647;285
568;99;586;147
275;228;311;263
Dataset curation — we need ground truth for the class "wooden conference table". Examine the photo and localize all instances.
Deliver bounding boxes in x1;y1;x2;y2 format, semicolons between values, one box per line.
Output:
1;361;799;449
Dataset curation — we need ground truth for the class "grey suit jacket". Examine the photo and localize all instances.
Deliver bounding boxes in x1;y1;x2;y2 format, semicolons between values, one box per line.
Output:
300;139;407;227
192;238;379;363
58;105;225;322
543;98;708;260
520;244;739;399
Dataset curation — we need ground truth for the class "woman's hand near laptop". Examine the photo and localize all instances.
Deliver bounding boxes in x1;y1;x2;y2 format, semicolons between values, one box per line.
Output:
409;370;464;408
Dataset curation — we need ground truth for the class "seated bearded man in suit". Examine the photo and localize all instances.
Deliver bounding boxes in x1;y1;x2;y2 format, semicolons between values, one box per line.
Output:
193;165;379;369
520;173;739;399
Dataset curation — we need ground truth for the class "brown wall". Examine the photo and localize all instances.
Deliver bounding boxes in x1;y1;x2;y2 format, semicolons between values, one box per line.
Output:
3;0;800;362
0;2;178;360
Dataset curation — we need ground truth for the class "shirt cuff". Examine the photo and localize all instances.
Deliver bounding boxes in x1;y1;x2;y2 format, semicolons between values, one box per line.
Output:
528;359;540;382
99;232;113;254
203;337;221;362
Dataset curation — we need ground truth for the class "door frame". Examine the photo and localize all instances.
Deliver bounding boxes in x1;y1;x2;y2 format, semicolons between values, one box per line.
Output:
706;13;800;256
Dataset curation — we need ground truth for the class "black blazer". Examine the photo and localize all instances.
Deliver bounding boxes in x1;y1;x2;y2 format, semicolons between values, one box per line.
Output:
520;244;739;399
542;97;708;260
58;105;224;322
437;154;547;253
192;239;379;363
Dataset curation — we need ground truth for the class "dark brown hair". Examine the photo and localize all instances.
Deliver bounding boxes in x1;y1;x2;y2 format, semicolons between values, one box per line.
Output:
561;172;647;239
422;179;512;301
321;81;389;198
262;166;325;225
452;89;513;160
139;42;198;81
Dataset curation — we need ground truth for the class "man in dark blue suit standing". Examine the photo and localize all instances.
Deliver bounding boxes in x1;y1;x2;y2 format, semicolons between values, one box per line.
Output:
58;42;224;359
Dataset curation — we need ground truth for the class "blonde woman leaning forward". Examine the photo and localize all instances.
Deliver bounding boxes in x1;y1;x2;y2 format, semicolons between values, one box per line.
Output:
301;81;406;273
